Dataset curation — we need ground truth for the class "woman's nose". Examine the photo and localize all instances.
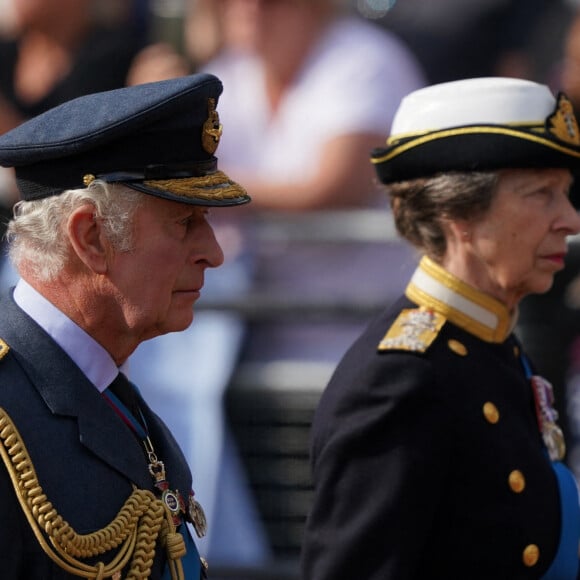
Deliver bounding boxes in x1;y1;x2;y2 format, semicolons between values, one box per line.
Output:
563;199;580;235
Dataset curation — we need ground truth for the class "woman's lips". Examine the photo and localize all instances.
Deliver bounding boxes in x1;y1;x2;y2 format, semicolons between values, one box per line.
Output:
542;253;566;266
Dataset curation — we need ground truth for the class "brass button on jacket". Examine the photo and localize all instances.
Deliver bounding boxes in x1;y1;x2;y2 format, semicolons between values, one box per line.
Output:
483;402;500;424
508;470;526;493
523;544;540;567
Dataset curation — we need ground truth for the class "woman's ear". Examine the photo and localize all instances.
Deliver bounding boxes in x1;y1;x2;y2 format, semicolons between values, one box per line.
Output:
445;218;471;243
67;204;109;274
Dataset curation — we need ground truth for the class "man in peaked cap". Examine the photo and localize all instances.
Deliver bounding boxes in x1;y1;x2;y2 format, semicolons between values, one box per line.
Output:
0;73;249;578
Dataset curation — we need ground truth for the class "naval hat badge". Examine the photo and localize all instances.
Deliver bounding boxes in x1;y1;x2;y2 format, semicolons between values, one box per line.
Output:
548;93;580;146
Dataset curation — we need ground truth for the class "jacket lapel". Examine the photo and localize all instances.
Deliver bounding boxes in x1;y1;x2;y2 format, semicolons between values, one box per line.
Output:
0;293;152;489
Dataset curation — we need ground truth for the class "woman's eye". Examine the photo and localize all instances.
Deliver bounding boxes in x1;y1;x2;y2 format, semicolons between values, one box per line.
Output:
533;187;553;198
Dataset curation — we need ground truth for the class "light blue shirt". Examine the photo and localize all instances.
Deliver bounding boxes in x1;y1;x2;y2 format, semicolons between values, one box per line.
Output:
13;278;121;391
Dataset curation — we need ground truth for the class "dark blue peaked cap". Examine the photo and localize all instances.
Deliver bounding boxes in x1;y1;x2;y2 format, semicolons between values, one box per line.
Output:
0;73;250;206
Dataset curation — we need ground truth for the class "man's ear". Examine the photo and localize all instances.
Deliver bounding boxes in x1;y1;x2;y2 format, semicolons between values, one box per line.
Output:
67;204;109;274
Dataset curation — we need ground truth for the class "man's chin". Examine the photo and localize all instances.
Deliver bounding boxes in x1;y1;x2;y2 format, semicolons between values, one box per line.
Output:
159;311;195;336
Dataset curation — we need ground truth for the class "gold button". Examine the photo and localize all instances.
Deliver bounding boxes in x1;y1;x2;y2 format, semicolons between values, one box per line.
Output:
508;470;526;493
448;339;467;356
513;345;520;357
83;173;96;186
522;544;540;567
483;402;500;424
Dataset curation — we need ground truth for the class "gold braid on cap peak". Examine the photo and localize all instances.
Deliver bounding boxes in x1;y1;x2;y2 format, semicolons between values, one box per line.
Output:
0;408;187;580
144;170;247;201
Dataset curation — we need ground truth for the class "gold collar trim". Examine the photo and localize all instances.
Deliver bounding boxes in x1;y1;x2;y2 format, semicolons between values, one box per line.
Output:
405;256;515;343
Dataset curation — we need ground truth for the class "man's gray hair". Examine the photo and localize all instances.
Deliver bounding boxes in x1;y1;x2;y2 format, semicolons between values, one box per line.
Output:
7;180;143;281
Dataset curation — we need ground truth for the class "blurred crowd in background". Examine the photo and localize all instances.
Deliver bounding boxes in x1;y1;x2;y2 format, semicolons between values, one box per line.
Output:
3;0;580;577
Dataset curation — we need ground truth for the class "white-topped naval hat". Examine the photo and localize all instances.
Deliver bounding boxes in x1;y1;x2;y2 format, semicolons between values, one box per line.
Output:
371;77;580;185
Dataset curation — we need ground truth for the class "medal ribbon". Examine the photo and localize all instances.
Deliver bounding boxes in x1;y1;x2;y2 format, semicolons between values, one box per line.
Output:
518;351;580;579
519;353;565;460
103;375;206;579
102;385;147;440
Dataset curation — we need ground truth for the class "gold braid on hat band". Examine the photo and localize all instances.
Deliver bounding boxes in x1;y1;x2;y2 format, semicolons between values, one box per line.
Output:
144;170;246;200
0;408;187;579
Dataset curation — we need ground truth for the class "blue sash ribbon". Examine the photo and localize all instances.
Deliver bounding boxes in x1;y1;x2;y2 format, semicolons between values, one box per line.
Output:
542;461;580;580
519;353;580;578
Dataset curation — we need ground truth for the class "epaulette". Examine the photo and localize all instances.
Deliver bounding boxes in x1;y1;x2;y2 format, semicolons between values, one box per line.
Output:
0;338;9;361
378;308;446;353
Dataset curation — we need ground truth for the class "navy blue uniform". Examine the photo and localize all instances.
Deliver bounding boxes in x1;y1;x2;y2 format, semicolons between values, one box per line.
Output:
0;292;196;578
302;257;578;580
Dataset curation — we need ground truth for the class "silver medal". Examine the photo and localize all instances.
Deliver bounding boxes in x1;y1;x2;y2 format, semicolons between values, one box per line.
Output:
188;494;207;538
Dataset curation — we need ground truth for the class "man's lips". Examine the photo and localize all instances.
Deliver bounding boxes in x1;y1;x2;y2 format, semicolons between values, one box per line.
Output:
174;287;202;297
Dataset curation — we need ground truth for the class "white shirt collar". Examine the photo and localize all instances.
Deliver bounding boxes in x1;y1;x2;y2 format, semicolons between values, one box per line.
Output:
405;256;517;343
13;279;120;392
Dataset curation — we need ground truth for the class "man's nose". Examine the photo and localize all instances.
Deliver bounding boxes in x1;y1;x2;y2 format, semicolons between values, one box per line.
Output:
193;222;225;268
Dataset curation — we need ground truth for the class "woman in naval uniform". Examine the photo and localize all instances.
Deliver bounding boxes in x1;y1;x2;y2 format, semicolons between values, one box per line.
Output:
301;77;580;580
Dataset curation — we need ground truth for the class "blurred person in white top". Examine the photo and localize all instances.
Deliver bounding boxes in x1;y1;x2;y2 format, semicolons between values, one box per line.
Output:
195;0;425;210
129;0;425;570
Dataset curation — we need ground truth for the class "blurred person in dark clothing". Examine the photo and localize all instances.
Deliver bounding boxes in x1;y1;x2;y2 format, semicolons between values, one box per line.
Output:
371;0;549;85
0;0;147;135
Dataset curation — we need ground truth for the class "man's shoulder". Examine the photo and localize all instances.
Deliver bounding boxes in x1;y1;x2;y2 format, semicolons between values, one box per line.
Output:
0;334;30;394
0;337;8;362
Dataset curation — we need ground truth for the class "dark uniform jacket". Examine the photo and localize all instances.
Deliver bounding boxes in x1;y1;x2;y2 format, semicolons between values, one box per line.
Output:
301;256;577;580
0;290;196;578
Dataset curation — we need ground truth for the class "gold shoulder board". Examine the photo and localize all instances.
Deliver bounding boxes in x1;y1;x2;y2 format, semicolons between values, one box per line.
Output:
0;339;9;360
378;308;446;353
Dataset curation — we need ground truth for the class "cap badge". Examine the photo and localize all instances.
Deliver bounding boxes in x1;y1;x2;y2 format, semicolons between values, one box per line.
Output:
202;97;223;155
548;94;580;146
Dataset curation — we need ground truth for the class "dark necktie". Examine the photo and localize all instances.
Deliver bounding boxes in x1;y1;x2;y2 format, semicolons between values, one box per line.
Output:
107;374;204;578
107;372;141;420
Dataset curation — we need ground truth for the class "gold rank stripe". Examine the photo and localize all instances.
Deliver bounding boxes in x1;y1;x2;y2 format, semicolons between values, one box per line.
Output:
371;124;580;165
